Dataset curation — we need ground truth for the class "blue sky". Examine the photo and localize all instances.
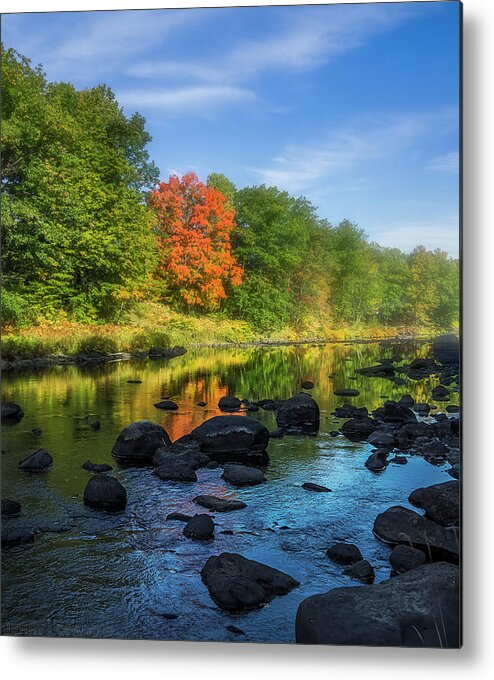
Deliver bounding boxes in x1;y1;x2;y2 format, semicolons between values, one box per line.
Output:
2;2;460;256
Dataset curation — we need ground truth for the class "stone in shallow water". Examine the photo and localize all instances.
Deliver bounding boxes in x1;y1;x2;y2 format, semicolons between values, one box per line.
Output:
154;400;179;411
183;514;214;540
201;552;299;612
83;475;127;512
389;544;427;574
189;415;269;465
18;449;53;472
334;388;360;397
408;480;459;527
326;542;363;565
343;559;375;583
1;499;21;517
221;464;266;487
193;495;247;512
111;420;170;465
276;393;320;435
296;562;460;647
301;482;332;492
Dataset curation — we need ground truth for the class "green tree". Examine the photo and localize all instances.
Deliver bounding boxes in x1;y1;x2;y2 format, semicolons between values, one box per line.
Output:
207;173;237;209
1;47;159;322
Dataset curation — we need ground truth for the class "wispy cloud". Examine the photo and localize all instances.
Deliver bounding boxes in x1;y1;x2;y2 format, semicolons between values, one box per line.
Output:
427;151;460;172
126;3;416;86
372;217;460;257
253;114;428;192
118;84;256;113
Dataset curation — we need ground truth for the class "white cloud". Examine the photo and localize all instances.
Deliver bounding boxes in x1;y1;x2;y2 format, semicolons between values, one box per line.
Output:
372;217;460;257
118;84;256;113
427;151;460;172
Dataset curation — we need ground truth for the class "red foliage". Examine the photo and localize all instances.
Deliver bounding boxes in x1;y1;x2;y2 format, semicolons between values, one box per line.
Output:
149;173;243;308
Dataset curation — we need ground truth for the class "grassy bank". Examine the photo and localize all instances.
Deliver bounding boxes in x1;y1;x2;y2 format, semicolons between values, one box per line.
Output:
1;302;452;363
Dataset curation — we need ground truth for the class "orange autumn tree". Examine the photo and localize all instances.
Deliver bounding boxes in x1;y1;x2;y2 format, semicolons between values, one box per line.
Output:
149;173;243;309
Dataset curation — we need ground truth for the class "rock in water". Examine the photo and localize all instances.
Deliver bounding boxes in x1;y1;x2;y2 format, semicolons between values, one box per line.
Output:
1;499;22;517
365;450;389;472
193;495;247;512
343;559;375;583
302;482;332;492
1;402;24;423
18;449;53;472
82;461;113;473
218;396;241;411
341;417;378;441
154;400;179;410
326;543;363;565
201;552;299;612
2;527;35;549
183;514;215;540
373;505;459;562
389;545;427;574
433;334;459;365
408;480;459;527
276;394;320;435
189;416;269;465
111;420;170;465
153;459;198;482
295;562;460;647
83;475;127;511
301;380;314;390
221;464;266;487
334;388;360;397
166;512;192;522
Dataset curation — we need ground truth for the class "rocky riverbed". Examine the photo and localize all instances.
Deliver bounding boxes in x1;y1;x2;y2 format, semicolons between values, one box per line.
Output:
1;336;460;645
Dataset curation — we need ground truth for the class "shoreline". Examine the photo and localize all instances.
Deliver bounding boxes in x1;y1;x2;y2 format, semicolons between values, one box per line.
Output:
0;333;436;372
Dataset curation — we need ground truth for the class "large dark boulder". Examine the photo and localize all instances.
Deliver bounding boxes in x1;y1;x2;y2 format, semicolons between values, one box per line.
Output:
365;450;389;472
201;552;299;612
276;394;320;435
111;420;170;465
18;449;53;472
153;459;198;482
153;443;209;469
189;416;269;465
218;396;241;412
368;430;395;448
83;475;127;511
382;401;417;424
408;480;460;527
183;514;215;540
296;562;460;647
193;495;247;512
341;417;378;441
221;464;266;487
1;402;24;422
326;542;363;565
373;506;459;562
433;334;459;365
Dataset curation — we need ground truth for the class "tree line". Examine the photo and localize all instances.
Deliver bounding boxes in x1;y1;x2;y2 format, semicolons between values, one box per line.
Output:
1;47;459;332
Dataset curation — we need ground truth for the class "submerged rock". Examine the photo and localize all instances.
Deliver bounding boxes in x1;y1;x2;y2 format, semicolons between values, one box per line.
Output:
154;400;179;411
301;380;314;390
201;552;299;612
2;526;35;549
218;396;241;412
1;499;21;517
82;461;113;473
83;475;127;511
296;562;460;647
18;449;53;472
276;393;320;435
166;512;192;522
154;459;197;482
373;505;459;562
341;417;378;441
334;388;360;397
183;514;215;540
221;464;266;487
433;334;459;365
302;482;332;492
193;495;247;512
1;402;24;423
111;420;170;465
408;480;460;527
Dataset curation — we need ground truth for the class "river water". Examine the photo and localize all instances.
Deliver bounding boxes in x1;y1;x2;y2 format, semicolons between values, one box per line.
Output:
1;340;458;642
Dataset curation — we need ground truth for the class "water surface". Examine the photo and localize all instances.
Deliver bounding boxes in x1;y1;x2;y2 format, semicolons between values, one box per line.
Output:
1;341;458;642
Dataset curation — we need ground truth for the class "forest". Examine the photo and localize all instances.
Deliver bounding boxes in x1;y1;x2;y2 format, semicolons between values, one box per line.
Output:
1;47;459;352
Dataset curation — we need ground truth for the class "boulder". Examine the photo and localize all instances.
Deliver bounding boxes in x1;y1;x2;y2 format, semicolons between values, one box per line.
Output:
334;388;360;397
1;499;21;517
389;544;427;574
398;395;414;407
83;475;127;511
111;420;170;465
166;512;192;522
255;399;281;411
18;449;53;472
301;380;314;390
276;394;320;435
154;400;179;410
368;430;395;448
82;461;113;473
218;396;241;412
382;401;417;424
341;417;378;441
2;526;35;549
365;450;389;472
302;482;332;492
201;552;299;612
1;402;24;422
389;455;408;465
183;514;215;540
326;542;363;565
373;506;459;562
189;416;269;465
408;480;459;527
413;402;431;415
153;443;209;469
296;562;460;647
433;334;459;365
343;559;375;583
154;459;197;482
221;464;266;487
193;495;247;512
